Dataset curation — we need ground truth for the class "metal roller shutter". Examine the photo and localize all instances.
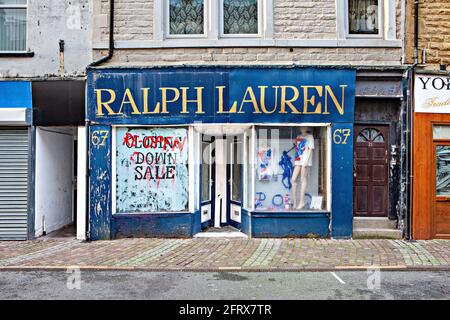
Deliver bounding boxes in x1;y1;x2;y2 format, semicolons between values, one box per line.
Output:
0;129;29;240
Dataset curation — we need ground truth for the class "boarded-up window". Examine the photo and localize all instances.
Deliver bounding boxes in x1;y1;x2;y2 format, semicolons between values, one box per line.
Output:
115;127;189;213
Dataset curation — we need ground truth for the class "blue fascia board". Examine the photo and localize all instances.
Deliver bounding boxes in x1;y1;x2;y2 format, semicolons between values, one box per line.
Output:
0;81;32;109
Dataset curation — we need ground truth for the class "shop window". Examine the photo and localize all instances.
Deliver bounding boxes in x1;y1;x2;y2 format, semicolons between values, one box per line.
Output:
168;0;205;36
251;126;329;212
0;0;27;52
436;145;450;196
222;0;260;36
348;0;381;35
114;127;189;213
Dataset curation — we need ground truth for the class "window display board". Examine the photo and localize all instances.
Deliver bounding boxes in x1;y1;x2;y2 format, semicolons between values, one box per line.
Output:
87;67;355;240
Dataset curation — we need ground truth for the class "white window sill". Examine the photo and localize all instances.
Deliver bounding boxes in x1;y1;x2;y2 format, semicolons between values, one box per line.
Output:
93;38;401;50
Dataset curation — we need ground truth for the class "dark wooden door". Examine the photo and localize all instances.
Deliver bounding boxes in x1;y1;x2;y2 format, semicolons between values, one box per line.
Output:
353;125;389;217
432;142;450;239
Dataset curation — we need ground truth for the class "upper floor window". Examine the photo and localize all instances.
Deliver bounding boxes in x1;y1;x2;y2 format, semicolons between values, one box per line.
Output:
222;0;260;36
0;0;27;52
347;0;382;37
163;0;267;39
168;0;205;36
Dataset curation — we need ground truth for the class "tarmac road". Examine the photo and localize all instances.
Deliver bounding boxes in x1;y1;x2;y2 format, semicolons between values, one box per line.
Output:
0;270;448;300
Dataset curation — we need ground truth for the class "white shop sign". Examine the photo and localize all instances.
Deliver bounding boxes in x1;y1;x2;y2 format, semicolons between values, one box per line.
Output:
414;74;450;113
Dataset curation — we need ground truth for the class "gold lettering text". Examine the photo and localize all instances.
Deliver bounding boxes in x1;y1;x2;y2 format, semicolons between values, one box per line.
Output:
303;86;323;114
280;86;301;114
95;89;118;116
160;87;180;114
180;87;205;114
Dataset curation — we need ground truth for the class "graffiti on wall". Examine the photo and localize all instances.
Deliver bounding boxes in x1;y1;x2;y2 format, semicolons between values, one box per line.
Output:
116;127;189;213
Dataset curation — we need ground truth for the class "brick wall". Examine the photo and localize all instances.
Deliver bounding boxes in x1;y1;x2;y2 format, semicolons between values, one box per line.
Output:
96;0;153;41
93;0;403;67
274;0;336;39
94;47;401;66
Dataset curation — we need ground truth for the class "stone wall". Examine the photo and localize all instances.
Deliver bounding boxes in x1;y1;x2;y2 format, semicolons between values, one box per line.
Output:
92;0;403;67
405;0;450;69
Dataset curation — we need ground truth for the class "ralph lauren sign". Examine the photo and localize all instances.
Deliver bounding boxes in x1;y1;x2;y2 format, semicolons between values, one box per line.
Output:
87;67;356;124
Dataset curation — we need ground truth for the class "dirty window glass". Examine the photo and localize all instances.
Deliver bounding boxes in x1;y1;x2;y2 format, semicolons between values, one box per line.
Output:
436;145;450;196
115;127;189;213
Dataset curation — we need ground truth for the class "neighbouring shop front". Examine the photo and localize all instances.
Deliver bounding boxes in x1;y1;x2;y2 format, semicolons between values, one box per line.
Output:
0;79;85;241
0;81;33;240
413;72;450;239
87;67;356;240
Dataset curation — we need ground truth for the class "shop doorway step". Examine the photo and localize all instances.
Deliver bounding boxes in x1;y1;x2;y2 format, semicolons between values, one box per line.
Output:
194;226;248;238
353;217;403;239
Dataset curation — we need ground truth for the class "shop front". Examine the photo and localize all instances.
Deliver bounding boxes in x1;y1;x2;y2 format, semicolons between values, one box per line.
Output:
87;67;355;240
413;72;450;239
0;81;33;240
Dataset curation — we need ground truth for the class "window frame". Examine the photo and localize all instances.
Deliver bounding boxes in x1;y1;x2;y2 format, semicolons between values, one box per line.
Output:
345;0;384;39
337;0;396;41
164;0;209;39
201;136;213;203
245;123;332;213
156;0;273;41
0;0;28;53
111;125;192;215
219;0;263;39
230;136;243;203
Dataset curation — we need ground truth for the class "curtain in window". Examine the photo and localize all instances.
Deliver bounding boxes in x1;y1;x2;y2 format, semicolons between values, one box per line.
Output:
348;0;379;34
0;0;26;51
169;0;204;35
223;0;258;35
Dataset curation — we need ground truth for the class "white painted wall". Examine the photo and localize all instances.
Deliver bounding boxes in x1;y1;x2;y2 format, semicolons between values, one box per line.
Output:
35;127;74;237
76;126;87;240
0;0;92;78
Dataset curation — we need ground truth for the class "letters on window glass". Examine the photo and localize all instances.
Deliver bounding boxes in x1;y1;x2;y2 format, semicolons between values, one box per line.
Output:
251;126;328;212
348;0;379;35
169;0;204;35
115;127;189;213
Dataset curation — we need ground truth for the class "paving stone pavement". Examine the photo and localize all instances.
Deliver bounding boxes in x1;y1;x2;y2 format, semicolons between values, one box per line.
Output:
0;238;449;271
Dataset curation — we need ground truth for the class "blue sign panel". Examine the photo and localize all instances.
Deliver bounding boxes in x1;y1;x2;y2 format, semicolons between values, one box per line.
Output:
88;67;355;124
0;81;32;109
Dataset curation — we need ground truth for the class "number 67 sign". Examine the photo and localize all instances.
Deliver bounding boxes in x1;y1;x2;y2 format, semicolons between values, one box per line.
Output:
333;129;351;145
91;130;109;147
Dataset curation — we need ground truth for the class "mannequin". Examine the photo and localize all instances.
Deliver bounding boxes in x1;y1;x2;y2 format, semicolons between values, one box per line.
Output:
291;127;314;209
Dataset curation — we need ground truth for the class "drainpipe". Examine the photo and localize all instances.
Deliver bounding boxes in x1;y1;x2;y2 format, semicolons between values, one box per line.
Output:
84;0;114;240
414;0;419;65
89;0;114;67
404;0;419;240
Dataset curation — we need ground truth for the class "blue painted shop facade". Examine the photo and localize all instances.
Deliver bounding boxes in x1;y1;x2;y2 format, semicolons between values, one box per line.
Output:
87;67;356;240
